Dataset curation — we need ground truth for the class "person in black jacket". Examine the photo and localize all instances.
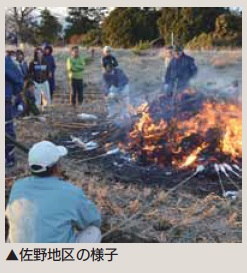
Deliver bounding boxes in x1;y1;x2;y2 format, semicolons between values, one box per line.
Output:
164;45;198;97
29;47;51;107
44;45;56;100
101;46;118;71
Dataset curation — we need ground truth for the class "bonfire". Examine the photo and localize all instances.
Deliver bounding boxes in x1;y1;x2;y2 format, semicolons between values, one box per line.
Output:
122;88;242;172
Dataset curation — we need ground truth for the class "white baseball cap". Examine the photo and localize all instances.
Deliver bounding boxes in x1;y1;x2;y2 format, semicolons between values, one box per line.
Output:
28;141;68;173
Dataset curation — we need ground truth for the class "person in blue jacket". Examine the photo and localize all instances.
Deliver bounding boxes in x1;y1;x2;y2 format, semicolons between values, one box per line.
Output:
6;141;101;243
5;53;24;167
44;45;56;100
102;64;130;119
164;45;198;97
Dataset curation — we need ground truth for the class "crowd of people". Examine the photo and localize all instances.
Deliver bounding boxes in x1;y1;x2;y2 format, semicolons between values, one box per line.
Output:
5;43;199;243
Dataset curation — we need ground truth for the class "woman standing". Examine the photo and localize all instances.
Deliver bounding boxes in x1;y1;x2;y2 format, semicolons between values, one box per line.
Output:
29;47;51;107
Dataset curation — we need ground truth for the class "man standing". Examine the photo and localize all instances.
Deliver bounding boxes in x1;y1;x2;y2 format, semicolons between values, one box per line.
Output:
164;45;198;97
66;46;85;107
5;52;24;167
6;141;101;243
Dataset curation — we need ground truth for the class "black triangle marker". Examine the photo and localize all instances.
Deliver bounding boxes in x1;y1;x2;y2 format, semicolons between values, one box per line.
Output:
6;250;18;261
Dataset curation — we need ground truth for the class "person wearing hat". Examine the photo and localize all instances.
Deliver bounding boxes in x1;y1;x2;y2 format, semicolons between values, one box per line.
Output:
101;46;118;71
6;141;101;243
164;45;198;97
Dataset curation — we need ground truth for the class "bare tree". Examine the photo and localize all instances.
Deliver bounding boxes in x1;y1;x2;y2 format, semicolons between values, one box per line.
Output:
5;7;38;43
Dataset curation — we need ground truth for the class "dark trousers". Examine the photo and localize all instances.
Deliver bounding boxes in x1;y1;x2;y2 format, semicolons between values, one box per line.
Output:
71;79;83;105
5;102;15;163
48;73;55;99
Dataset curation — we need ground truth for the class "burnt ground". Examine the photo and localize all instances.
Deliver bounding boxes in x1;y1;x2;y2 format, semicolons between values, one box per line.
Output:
5;48;242;243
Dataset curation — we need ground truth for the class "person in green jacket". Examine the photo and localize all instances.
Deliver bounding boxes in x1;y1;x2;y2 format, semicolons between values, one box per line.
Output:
66;46;85;106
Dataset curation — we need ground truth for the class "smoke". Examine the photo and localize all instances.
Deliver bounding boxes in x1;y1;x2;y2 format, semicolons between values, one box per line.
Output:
125;49;242;108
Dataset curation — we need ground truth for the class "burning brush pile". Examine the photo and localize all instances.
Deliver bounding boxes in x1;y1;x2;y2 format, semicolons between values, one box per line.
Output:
58;88;241;194
123;89;241;169
116;88;242;189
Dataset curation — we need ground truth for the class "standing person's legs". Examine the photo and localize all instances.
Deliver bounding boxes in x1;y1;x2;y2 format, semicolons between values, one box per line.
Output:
77;79;84;105
121;84;130;106
41;81;51;106
49;74;55;100
119;84;130;119
106;96;118;118
5;102;16;166
34;82;42;106
71;79;77;106
75;226;101;243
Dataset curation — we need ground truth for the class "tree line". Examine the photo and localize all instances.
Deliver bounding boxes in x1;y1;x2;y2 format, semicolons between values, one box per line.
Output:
5;7;242;48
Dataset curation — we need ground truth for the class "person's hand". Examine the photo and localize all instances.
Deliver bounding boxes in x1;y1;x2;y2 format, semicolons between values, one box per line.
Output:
11;95;17;105
48;72;52;78
109;86;118;94
162;84;169;92
17;104;24;112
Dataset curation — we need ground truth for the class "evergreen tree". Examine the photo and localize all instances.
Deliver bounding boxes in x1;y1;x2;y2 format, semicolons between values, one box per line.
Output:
102;8;160;47
157;7;229;45
65;7;106;39
38;8;62;44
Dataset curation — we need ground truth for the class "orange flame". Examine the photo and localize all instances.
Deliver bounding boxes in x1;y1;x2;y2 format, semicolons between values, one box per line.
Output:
125;96;242;168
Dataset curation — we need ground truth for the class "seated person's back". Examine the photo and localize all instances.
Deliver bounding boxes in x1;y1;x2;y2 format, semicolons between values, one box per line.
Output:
6;141;101;243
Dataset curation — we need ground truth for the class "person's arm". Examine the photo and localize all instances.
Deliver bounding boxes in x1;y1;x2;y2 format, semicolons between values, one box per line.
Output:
75;190;101;230
101;56;106;69
44;59;51;78
163;61;175;94
164;63;171;84
5;59;21;84
23;62;29;78
66;58;72;78
117;69;129;89
189;58;198;78
112;56;118;67
66;57;71;70
28;61;35;79
74;56;85;72
51;56;56;72
5;59;24;95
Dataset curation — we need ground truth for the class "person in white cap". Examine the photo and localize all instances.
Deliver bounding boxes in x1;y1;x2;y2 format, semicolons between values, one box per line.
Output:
6;141;101;243
101;46;118;71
